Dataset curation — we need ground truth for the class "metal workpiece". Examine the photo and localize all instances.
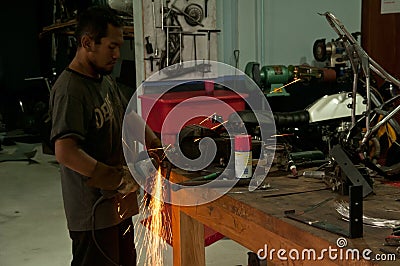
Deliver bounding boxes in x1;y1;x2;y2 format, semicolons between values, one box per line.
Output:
330;145;373;197
320;11;400;147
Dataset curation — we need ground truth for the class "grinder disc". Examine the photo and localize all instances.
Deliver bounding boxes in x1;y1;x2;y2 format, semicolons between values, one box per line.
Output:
313;39;327;62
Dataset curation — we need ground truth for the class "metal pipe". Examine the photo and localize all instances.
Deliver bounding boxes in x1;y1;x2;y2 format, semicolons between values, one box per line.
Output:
166;26;169;66
351;73;358;127
321;11;400;147
322;12;400;87
161;0;164;31
179;31;182;64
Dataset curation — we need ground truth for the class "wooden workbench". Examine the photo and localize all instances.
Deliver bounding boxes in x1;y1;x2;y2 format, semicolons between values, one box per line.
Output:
169;169;400;265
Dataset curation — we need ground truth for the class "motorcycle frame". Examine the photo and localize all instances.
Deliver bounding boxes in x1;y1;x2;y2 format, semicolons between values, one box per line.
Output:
321;12;400;147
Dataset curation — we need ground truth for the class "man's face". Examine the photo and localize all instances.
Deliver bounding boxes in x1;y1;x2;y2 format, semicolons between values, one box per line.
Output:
88;24;124;75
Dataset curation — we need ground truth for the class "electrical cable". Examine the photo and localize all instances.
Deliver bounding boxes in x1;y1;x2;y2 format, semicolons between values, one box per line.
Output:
91;195;121;266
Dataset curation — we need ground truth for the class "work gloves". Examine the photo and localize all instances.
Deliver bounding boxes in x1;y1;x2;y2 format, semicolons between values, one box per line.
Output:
149;137;162;150
117;166;140;195
87;161;139;196
147;137;164;162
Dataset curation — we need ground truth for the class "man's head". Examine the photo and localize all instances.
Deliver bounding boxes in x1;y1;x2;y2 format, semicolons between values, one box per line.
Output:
75;6;124;76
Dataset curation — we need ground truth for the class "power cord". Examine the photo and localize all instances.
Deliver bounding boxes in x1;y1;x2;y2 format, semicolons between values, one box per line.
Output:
91;195;121;266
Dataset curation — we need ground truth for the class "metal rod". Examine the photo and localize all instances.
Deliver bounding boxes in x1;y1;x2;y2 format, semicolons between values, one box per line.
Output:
179;31;182;64
193;34;197;61
322;12;400;87
351;73;358;127
207;32;211;61
321;11;400;147
166;26;169;66
161;0;164;31
152;0;159;56
363;104;400;144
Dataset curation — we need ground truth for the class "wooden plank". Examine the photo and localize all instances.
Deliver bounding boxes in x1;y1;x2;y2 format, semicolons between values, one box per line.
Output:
171;203;205;266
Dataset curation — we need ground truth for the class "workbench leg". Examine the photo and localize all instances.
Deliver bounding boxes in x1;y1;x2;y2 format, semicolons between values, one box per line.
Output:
172;204;205;266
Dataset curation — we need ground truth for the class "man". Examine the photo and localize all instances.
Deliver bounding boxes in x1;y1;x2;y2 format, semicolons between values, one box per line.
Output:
50;6;160;266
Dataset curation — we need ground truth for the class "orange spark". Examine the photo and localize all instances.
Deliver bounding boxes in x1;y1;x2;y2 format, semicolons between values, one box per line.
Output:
135;168;171;266
210;120;228;130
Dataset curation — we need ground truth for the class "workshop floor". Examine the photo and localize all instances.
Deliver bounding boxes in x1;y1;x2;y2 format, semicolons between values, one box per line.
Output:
0;143;249;266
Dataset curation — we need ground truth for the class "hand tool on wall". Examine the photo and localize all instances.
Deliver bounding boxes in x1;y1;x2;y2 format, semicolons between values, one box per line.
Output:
161;0;164;30
198;29;221;61
183;3;204;26
145;36;154;54
144;56;160;72
234;50;240;69
169;31;206;64
178;31;183;64
183;32;205;61
163;25;181;67
151;0;159;56
171;3;204;27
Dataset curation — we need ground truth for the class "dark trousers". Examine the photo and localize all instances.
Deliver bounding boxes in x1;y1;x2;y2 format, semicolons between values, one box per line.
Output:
69;218;136;266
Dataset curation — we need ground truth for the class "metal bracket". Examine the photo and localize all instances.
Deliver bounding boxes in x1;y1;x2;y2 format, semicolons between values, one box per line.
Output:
330;145;373;197
349;185;363;238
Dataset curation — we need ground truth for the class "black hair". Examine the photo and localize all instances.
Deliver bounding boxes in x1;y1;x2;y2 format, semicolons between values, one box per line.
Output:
75;5;124;46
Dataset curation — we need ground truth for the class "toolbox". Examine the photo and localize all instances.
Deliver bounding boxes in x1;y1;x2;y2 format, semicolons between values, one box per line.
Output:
139;89;248;144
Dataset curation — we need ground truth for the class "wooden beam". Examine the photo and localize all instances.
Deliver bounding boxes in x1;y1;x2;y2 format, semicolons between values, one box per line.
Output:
172;203;205;266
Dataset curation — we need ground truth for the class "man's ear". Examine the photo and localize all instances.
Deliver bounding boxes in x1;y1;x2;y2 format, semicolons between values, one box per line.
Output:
81;35;93;51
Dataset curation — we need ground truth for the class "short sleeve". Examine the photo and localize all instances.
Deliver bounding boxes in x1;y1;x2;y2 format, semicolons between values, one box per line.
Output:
50;93;87;143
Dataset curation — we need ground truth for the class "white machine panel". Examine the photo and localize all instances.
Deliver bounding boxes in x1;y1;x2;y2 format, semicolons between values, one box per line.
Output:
306;92;366;123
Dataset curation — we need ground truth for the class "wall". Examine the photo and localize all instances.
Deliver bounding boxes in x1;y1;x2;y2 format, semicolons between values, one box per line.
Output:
217;0;362;70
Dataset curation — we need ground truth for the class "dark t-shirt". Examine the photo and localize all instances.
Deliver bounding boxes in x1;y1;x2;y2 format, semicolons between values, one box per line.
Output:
49;68;138;231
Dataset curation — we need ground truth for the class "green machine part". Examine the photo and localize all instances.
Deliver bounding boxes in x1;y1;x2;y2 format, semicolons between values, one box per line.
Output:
244;62;261;87
244;62;294;97
260;65;294;96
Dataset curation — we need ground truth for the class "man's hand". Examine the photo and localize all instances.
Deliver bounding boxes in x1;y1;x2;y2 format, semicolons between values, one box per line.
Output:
87;161;122;190
147;137;165;164
149;137;162;150
117;166;140;195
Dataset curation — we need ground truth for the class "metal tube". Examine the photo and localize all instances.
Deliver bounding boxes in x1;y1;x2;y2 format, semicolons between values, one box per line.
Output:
166;26;169;66
365;65;371;134
323;12;400;87
161;0;164;31
322;11;400;146
207;32;211;61
193;35;197;61
363;104;400;144
179;32;182;64
351;73;358;127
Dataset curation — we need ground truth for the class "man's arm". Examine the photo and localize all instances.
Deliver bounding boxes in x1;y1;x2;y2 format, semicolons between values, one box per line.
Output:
55;137;97;176
55;137;122;190
125;110;160;148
